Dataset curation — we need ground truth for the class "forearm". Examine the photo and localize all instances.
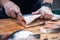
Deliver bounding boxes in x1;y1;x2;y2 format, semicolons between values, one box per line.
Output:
43;0;53;4
1;0;10;6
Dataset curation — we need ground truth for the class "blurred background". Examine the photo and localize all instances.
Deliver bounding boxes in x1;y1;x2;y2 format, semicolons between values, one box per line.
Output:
41;0;60;10
52;0;60;10
52;0;60;14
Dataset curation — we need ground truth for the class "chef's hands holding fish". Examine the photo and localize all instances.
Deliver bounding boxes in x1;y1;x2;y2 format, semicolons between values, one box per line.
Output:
3;1;26;26
3;1;54;27
32;6;53;20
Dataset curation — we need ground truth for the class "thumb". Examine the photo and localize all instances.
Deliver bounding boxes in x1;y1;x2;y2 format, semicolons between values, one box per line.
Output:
32;10;39;15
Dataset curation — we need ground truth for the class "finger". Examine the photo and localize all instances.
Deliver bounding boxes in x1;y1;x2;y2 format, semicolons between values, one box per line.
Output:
32;11;39;15
10;10;16;18
14;7;22;16
43;14;49;19
44;13;53;20
7;8;16;18
5;9;12;17
39;10;45;19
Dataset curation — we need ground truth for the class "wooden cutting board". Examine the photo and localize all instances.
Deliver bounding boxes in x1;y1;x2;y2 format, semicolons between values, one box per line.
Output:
0;18;25;34
0;18;60;40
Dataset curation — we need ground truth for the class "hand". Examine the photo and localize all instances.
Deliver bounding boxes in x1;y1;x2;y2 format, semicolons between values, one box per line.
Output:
4;1;26;26
4;1;22;18
32;6;53;20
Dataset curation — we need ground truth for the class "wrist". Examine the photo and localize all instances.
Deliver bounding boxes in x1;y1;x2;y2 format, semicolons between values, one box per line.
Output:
41;3;52;9
3;1;14;9
40;6;53;15
1;0;10;7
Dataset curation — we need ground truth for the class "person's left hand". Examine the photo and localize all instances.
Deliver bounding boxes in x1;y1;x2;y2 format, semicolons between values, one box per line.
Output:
32;6;53;20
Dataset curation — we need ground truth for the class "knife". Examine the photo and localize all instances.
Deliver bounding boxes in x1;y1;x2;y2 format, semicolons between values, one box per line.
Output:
15;13;26;27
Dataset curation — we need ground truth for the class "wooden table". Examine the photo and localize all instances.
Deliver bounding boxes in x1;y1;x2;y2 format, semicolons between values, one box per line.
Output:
0;18;60;40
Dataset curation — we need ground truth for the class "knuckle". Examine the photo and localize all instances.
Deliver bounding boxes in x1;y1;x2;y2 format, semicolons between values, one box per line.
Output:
9;8;13;11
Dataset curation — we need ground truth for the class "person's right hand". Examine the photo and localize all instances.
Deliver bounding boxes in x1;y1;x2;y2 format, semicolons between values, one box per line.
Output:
4;1;26;27
4;1;22;18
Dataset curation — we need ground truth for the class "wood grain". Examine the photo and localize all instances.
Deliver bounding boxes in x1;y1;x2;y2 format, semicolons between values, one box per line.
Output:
0;18;60;40
0;18;25;34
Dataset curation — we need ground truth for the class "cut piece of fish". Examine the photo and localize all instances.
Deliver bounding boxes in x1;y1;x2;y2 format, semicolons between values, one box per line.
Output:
22;14;60;27
23;14;41;25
